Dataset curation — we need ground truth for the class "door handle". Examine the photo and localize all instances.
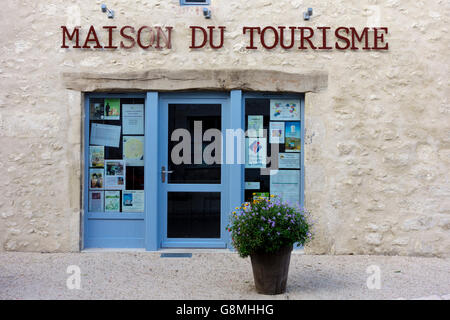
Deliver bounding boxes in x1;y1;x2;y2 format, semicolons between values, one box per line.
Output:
161;166;174;183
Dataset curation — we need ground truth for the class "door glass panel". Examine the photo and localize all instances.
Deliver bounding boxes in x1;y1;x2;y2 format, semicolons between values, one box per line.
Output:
167;192;221;238
168;104;221;184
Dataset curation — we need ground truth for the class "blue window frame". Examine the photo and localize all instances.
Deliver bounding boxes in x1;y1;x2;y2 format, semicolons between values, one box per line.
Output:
242;92;305;250
84;93;147;249
83;91;304;250
180;0;210;6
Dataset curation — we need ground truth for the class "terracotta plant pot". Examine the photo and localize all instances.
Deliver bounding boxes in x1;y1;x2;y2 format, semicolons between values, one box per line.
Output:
250;245;293;295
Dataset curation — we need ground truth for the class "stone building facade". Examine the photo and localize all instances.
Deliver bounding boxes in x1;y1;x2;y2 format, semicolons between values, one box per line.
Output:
0;0;448;256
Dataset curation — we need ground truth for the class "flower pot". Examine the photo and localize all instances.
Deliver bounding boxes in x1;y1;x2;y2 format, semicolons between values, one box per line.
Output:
250;245;293;295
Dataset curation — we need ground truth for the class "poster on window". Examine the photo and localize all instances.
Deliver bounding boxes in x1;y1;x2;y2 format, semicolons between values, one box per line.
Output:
90;102;104;120
105;191;121;212
122;190;144;212
278;153;300;169
104;98;120;120
269;122;285;144
270;170;300;204
89;169;104;190
253;192;270;201
89;146;104;168
245;182;261;190
105;160;125;190
89;191;104;212
248;115;264;138
285;121;301;152
123;136;144;166
270;99;300;121
90;123;121;148
246;138;266;168
123;104;144;134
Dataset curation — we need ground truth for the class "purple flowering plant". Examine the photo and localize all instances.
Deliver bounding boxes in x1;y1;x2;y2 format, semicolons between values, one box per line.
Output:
227;194;313;258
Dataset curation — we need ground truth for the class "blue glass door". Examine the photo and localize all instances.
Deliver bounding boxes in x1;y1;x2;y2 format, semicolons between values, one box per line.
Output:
159;94;229;248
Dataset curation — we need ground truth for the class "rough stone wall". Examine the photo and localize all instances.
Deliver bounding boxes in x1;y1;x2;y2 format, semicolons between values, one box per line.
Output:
0;1;448;256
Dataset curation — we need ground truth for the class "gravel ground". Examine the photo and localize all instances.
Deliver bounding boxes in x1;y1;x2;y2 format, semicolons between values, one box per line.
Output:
0;251;449;300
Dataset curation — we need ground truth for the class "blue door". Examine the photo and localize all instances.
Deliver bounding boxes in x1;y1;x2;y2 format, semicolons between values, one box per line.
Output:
158;93;230;248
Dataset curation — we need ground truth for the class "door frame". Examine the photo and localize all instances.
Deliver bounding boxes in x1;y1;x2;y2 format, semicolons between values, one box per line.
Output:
145;91;244;250
159;93;229;248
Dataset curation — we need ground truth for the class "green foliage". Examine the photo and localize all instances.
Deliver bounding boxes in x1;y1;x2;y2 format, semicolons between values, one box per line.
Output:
227;195;313;258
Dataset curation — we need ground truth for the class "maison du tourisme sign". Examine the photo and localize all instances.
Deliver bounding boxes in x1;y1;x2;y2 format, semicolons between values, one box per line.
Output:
60;25;389;50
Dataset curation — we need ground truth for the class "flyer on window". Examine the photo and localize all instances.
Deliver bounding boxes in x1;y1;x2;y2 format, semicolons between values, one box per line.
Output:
123;104;144;134
245;138;266;168
90;102;104;120
105;160;125;190
253;192;270;200
105;191;121;212
270;170;300;204
278;153;300;169
247;115;264;137
269;122;285;144
89;191;104;212
245;182;261;190
104;98;120;120
285;121;301;152
90;123;121;148
123;136;144;166
122;190;145;212
270;99;300;121
89;168;104;190
89;146;104;168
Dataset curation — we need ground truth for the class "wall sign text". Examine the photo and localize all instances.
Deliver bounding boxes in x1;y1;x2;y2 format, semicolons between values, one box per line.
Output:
60;25;389;51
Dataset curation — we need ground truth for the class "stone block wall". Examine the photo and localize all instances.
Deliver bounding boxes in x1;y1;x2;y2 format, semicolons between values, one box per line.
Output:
0;1;448;256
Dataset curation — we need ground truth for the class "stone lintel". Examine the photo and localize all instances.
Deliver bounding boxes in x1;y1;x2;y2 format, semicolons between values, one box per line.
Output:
62;69;328;93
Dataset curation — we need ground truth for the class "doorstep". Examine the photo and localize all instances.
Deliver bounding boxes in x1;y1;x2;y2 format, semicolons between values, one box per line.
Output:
81;248;147;253
81;248;304;254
